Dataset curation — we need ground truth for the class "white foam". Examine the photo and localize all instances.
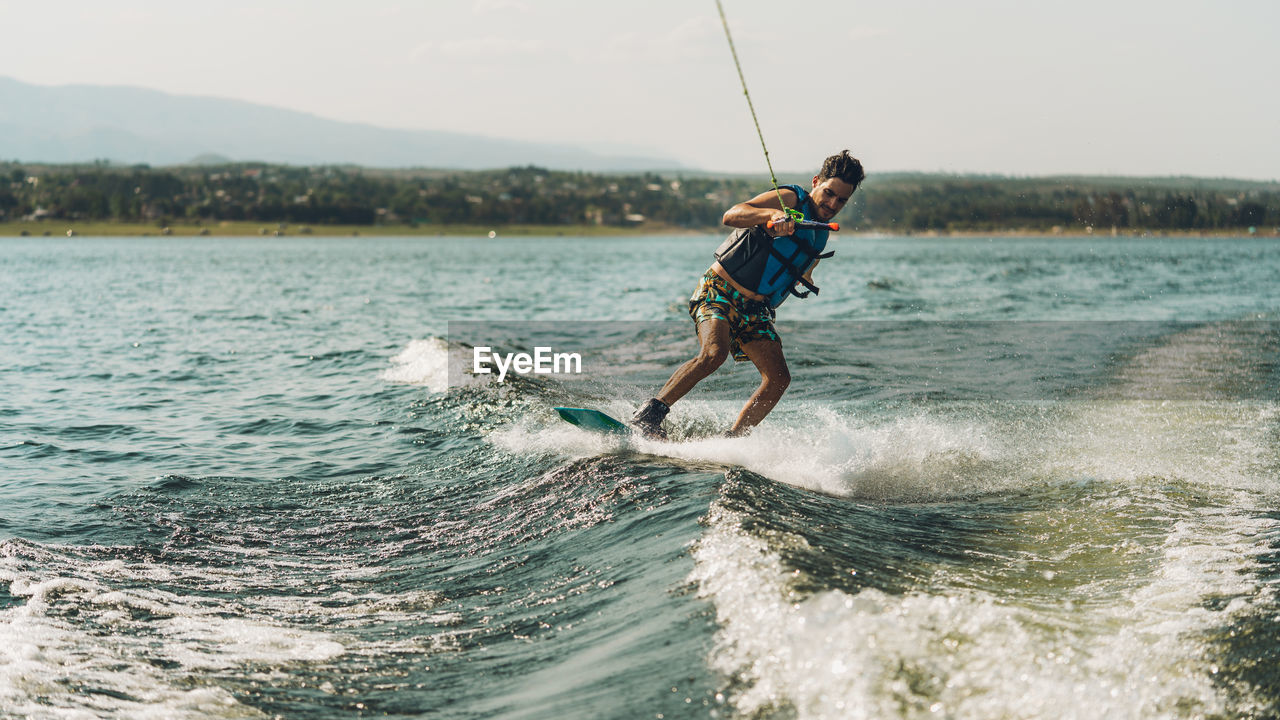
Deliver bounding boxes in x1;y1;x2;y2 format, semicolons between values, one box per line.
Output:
1;594;260;719
381;337;451;392
491;417;632;461
691;500;1274;720
686;382;1279;719
655;406;1005;500
0;544;460;718
496;402;1008;501
1041;399;1279;494
381;337;495;393
157;616;346;670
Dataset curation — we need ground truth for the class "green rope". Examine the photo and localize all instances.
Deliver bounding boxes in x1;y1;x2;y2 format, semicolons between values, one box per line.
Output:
714;0;800;220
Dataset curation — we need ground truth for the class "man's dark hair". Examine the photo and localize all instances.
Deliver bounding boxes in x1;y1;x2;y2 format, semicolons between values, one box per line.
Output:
818;150;865;189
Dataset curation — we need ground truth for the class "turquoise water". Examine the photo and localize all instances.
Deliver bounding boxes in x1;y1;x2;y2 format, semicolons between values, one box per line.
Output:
2;234;1278;719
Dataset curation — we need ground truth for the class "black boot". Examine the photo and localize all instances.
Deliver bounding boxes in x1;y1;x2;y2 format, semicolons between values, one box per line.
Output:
631;398;670;440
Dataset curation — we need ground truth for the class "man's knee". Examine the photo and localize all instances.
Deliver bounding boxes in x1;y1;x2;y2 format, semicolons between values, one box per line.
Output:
764;366;790;391
696;344;730;371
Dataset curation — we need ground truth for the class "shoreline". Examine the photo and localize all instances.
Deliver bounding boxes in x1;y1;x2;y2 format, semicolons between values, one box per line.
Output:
888;227;1279;239
0;220;1273;239
0;220;690;238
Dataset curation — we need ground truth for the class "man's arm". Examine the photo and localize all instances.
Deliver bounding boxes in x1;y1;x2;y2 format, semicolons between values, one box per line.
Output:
722;188;799;237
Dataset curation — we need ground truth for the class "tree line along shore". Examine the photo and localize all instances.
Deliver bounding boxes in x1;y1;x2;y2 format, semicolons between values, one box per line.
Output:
1;161;1277;237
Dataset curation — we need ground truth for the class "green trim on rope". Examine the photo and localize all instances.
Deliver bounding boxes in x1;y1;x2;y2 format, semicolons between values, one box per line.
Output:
714;0;802;221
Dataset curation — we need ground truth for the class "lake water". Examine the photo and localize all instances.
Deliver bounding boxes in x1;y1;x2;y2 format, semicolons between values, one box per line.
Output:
2;233;1278;719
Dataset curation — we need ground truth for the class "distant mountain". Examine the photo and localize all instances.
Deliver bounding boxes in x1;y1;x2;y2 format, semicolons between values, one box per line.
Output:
0;76;685;171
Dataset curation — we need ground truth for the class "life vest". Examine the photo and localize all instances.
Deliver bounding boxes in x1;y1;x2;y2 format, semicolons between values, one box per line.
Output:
712;184;834;308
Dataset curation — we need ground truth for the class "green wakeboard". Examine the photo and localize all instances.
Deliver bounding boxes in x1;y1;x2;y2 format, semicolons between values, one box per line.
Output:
553;407;631;435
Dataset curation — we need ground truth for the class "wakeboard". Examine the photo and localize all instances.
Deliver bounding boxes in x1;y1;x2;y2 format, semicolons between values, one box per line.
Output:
553;407;631;435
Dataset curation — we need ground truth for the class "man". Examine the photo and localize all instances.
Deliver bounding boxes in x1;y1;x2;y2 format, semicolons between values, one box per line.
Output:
631;150;865;439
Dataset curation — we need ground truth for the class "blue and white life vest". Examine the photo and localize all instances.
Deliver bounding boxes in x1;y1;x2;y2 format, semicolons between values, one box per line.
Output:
713;184;833;308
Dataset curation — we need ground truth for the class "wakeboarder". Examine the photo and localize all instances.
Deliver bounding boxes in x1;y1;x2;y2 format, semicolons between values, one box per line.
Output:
631;150;865;439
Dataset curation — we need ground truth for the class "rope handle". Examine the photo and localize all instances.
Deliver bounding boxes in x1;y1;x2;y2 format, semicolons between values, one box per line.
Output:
768;217;840;231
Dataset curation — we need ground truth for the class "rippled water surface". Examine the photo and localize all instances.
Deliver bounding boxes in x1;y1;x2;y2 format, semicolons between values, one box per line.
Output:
2;234;1278;719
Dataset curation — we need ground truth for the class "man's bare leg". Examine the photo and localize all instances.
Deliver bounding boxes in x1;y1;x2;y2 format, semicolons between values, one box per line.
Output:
633;320;732;438
655;319;732;406
727;339;790;436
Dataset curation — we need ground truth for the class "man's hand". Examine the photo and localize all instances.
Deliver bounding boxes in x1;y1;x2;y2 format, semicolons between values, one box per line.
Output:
764;211;794;237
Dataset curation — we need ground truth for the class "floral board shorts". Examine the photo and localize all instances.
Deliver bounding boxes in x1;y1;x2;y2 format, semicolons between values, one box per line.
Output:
688;269;780;361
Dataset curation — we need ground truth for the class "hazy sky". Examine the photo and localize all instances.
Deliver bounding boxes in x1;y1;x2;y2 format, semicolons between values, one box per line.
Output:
3;0;1277;178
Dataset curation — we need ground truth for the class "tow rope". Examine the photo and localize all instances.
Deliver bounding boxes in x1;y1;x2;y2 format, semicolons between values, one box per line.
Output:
713;0;803;224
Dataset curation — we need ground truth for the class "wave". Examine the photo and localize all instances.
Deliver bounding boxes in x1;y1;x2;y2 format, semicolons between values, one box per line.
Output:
690;495;1277;720
380;337;456;393
0;535;464;719
676;320;1280;719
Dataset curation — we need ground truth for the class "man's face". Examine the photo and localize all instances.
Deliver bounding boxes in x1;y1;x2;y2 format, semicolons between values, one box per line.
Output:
810;177;856;221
